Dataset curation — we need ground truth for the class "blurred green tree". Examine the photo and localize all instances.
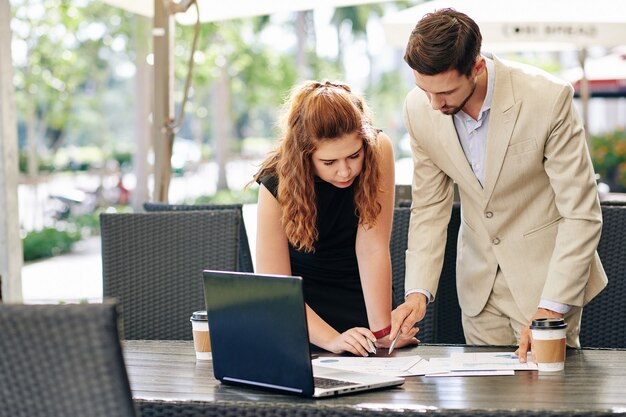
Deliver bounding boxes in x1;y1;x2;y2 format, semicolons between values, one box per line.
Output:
11;0;136;175
590;128;626;192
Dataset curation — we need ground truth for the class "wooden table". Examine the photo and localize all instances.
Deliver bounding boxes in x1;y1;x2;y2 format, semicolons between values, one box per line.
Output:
124;340;626;417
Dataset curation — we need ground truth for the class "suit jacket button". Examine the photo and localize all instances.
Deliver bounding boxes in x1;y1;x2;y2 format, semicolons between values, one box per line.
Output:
492;237;501;245
485;211;493;218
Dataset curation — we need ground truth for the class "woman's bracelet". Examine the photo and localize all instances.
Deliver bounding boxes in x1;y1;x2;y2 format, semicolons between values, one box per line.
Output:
372;325;392;339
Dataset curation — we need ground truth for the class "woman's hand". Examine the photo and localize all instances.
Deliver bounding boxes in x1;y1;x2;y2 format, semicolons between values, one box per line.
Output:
326;327;377;356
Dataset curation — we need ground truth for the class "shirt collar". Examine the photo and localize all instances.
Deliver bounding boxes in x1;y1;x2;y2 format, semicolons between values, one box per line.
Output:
482;57;495;116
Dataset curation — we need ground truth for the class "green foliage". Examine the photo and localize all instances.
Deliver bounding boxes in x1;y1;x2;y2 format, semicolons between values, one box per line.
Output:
190;189;259;205
240;137;275;158
499;53;563;75
18;145;138;173
308;54;343;83
332;4;385;35
110;148;133;168
18;150;55;173
174;18;301;141
53;146;104;171
365;70;414;145
11;0;426;193
21;205;134;262
10;1;413;164
590;129;626;192
66;212;101;236
12;0;136;152
22;227;81;262
64;205;132;237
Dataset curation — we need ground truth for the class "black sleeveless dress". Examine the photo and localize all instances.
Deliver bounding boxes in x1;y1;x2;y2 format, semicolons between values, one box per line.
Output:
260;175;368;333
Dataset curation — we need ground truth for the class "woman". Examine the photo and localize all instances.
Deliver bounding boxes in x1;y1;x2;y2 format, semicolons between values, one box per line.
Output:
253;80;418;356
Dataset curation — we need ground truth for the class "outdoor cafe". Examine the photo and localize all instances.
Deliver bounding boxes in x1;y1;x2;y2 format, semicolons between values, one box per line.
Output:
1;0;626;416
2;198;625;417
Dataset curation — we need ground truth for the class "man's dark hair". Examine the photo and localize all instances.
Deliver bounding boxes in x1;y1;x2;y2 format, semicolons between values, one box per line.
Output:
404;8;482;76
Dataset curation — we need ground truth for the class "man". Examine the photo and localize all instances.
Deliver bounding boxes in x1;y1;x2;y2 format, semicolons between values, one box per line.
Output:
390;8;607;361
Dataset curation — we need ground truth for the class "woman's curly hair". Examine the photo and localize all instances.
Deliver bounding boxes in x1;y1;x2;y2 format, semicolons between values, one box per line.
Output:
253;80;383;253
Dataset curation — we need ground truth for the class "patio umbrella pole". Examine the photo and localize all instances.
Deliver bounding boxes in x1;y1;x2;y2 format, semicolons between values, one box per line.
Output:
0;0;23;301
152;0;175;202
152;0;198;203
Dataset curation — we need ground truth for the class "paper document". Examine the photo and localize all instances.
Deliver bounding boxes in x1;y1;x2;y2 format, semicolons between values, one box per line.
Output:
313;355;428;376
424;357;515;377
449;352;538;371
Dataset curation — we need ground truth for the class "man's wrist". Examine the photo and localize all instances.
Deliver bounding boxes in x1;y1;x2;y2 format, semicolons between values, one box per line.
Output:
404;288;433;304
406;291;428;304
536;308;564;318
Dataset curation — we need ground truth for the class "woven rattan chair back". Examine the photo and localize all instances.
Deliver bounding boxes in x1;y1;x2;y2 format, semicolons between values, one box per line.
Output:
390;204;465;344
435;202;465;344
100;211;240;340
0;303;136;417
580;203;626;348
143;202;253;273
390;206;436;342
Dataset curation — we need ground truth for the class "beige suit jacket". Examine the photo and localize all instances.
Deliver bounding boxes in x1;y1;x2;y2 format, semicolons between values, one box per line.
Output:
403;55;607;319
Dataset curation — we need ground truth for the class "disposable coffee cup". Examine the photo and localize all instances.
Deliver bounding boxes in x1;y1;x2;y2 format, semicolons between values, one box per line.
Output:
190;311;211;360
530;317;567;372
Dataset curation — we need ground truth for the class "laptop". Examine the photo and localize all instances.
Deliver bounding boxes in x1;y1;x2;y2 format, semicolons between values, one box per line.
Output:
202;270;405;397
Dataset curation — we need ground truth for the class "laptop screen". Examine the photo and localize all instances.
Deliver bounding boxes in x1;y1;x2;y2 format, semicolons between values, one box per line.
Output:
202;270;316;395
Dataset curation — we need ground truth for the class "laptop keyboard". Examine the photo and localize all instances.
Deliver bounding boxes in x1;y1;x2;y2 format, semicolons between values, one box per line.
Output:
314;376;359;389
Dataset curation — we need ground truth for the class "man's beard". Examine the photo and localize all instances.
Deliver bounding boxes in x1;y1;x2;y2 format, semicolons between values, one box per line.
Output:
442;79;477;115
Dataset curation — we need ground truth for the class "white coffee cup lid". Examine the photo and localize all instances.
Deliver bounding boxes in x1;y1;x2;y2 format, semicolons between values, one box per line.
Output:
530;317;567;330
190;310;207;321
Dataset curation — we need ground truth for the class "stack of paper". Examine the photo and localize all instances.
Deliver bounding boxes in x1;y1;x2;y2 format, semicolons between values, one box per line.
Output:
313;355;429;376
424;352;537;377
313;352;537;378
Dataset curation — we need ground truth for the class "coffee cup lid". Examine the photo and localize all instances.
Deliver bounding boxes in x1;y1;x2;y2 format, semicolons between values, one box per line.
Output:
530;317;567;330
190;310;208;321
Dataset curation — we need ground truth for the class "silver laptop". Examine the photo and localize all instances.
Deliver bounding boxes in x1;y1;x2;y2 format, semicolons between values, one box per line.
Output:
202;270;405;397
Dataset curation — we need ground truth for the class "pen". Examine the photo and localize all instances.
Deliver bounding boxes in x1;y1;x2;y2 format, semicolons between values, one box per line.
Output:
388;330;401;355
366;338;377;355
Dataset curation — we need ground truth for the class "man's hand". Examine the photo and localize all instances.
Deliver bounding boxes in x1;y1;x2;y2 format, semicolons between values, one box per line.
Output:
516;308;564;363
375;327;420;349
390;293;427;342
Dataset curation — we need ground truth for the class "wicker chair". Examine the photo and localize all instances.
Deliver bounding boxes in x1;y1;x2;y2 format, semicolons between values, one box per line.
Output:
580;203;626;348
435;202;465;344
390;204;465;344
390;206;411;309
100;210;240;340
143;202;254;273
0;303;137;417
390;207;436;342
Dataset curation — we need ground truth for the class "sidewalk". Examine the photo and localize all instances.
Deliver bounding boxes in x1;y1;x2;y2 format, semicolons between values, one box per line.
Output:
21;204;258;304
22;236;103;304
